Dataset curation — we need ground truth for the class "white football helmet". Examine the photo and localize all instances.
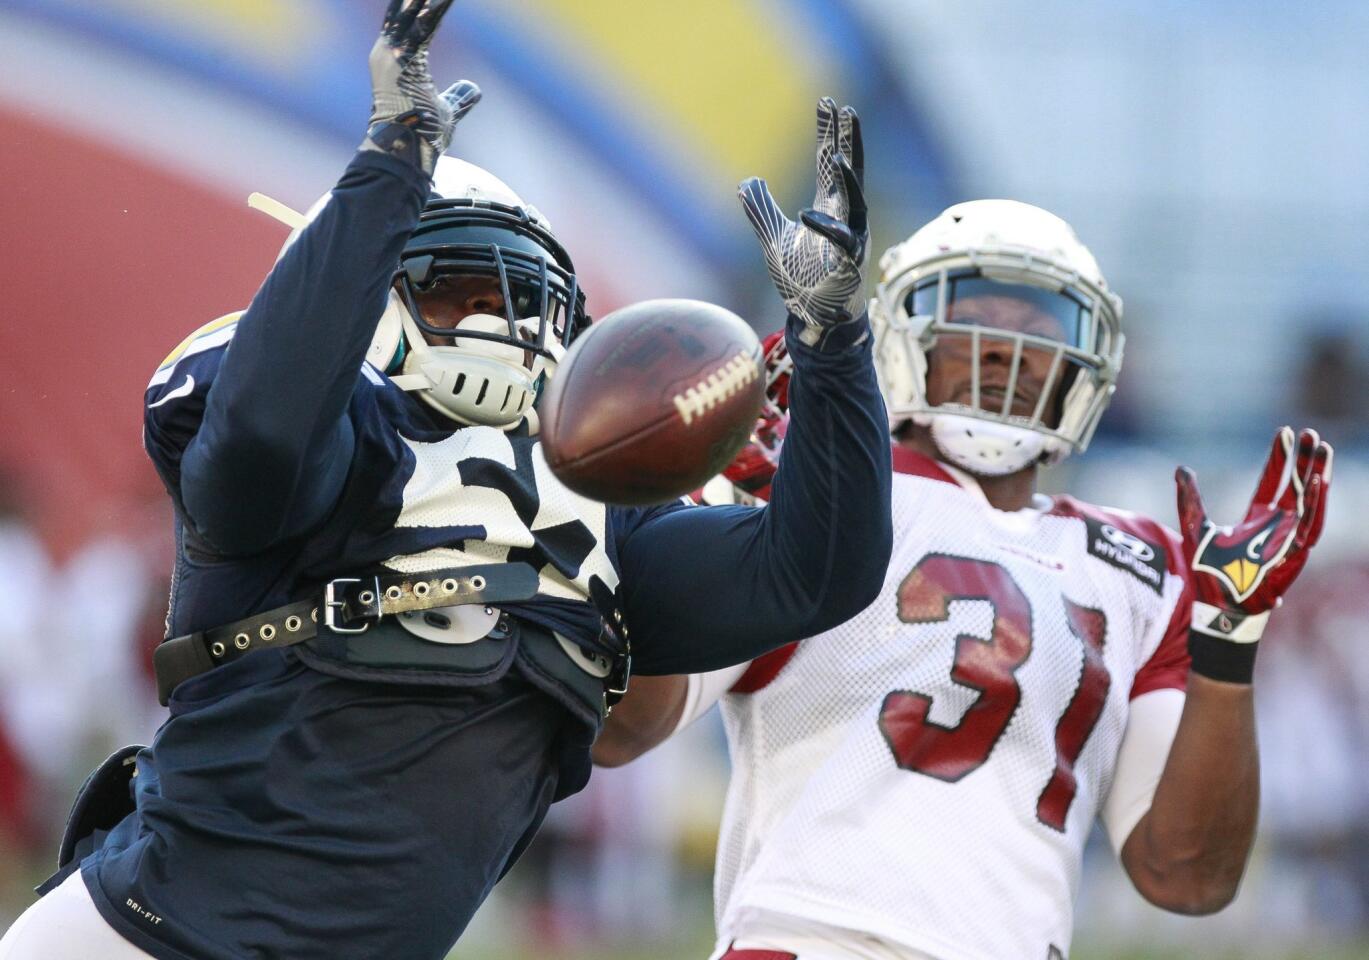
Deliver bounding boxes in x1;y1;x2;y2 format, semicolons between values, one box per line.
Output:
267;156;587;429
871;199;1124;475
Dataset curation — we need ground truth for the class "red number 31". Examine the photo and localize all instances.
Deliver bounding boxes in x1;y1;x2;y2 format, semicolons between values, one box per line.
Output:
877;553;1110;832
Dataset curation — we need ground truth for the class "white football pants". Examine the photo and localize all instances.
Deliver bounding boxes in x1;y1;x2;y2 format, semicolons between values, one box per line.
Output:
0;871;155;959
712;911;938;960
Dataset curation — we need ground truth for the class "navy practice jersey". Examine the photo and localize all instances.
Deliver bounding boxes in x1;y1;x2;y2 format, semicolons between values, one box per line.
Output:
137;148;892;682
145;310;656;657
82;145;892;960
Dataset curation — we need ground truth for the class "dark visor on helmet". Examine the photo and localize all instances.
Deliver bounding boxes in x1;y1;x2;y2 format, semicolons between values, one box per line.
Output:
394;200;589;360
905;270;1093;349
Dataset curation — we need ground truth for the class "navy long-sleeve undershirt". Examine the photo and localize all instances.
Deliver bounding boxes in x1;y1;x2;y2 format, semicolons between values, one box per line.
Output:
181;150;427;554
621;317;893;674
169;146;892;673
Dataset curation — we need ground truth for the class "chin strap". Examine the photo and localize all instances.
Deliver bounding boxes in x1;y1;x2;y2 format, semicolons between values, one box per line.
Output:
387;372;429;390
247;192;306;229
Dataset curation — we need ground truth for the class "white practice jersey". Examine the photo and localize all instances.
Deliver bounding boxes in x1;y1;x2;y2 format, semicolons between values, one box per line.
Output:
715;449;1192;960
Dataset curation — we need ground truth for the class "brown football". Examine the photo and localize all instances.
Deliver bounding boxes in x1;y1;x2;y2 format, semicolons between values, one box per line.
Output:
540;299;765;505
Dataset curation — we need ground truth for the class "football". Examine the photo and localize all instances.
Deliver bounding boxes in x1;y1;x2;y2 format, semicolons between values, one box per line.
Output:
540;298;766;505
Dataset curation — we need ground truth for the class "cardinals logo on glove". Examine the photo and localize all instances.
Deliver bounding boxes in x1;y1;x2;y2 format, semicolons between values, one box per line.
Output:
1177;426;1332;643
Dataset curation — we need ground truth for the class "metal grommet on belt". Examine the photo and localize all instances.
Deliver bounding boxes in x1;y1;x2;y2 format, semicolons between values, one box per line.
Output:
153;563;542;708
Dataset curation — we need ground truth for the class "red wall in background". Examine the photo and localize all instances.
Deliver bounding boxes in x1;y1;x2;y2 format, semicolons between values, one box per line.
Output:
0;109;284;557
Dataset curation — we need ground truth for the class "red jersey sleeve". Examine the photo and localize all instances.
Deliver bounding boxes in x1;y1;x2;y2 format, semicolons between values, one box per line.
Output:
1049;496;1192;700
1131;528;1193;699
730;641;800;694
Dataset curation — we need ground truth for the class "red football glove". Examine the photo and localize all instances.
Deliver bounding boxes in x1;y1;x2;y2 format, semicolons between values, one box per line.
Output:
1175;426;1332;681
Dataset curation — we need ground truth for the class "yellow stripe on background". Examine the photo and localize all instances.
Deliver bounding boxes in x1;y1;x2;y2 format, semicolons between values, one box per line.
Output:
529;0;828;184
110;0;332;63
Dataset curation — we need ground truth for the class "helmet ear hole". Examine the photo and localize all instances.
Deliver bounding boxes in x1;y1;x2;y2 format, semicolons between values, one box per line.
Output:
367;293;407;373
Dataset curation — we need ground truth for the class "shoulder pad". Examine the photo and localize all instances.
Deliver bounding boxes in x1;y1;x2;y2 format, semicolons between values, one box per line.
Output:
148;312;242;390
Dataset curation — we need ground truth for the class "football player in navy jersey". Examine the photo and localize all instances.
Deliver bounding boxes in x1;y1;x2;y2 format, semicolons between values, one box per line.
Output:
0;2;891;959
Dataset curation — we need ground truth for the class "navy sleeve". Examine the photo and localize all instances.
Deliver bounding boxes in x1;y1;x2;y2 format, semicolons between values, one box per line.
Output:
614;313;893;675
178;149;430;556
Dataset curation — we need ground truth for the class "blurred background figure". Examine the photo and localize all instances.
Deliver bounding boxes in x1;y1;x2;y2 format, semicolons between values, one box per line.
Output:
1;1;1367;957
1292;322;1369;448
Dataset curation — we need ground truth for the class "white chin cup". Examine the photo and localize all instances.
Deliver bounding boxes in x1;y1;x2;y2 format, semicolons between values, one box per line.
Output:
398;313;547;428
922;410;1049;476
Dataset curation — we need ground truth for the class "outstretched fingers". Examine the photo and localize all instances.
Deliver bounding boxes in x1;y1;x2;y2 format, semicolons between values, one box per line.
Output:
799;208;860;259
814;104;865;255
1174;466;1209;556
384;0;456;52
813;97;839;172
1248;425;1292;509
1299;438;1334;548
412;0;457;46
441;80;482;122
835;152;867;258
1277;427;1321;513
383;0;421;47
1296;427;1323;489
837;105;864;192
738;176;790;248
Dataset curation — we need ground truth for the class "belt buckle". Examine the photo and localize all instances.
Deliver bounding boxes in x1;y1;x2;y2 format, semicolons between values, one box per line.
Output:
605;651;632;706
323;577;380;634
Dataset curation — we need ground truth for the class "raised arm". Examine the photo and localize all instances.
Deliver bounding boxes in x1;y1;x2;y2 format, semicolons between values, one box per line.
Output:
1118;427;1332;913
176;0;479;554
616;100;893;676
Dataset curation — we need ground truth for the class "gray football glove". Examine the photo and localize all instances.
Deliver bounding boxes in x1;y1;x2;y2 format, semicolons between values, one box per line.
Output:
362;0;482;175
740;98;868;347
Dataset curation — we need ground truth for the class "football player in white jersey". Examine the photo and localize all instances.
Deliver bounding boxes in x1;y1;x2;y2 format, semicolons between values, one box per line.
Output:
595;200;1334;960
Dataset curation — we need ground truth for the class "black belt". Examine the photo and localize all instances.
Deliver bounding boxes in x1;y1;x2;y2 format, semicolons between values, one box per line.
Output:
153;563;540;705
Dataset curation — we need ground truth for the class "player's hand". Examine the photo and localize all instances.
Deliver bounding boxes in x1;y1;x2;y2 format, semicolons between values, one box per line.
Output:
1175;426;1332;679
363;0;482;174
739;98;868;347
